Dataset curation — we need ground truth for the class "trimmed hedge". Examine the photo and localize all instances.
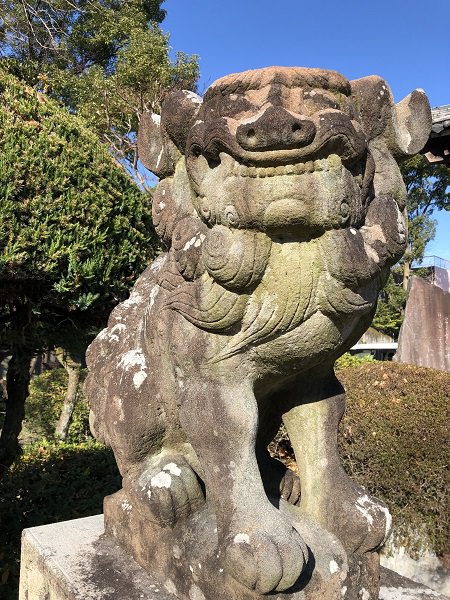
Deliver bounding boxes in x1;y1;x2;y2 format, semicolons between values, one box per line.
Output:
338;361;449;557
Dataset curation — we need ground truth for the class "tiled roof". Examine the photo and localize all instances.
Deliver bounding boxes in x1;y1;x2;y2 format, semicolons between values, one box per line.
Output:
431;105;450;134
423;104;450;165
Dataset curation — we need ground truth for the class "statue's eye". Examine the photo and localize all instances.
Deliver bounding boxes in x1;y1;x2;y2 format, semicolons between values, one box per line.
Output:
304;91;341;113
218;95;254;118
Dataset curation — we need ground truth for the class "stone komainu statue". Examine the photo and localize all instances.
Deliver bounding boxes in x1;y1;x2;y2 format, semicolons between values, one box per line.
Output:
85;67;431;599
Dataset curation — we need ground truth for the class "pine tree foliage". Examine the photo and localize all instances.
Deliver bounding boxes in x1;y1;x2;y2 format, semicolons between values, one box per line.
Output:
0;67;158;475
0;0;199;189
0;66;156;318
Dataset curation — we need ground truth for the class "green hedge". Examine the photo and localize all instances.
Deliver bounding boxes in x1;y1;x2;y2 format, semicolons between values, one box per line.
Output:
338;361;449;557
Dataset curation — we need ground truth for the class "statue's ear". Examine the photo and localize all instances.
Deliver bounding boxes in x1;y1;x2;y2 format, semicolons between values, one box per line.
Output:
351;76;431;158
137;112;179;178
161;89;203;153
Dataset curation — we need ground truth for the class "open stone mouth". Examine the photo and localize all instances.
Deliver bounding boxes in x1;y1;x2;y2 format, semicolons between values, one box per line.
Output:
230;154;343;178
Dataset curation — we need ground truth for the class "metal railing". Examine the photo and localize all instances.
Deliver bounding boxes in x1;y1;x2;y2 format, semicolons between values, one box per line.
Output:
413;256;450;270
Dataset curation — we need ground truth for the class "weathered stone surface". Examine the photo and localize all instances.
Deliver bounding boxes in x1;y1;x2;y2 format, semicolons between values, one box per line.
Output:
19;515;448;600
19;515;176;600
396;276;450;371
85;66;431;598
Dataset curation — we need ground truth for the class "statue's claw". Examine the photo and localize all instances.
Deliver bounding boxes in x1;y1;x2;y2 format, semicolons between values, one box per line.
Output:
223;512;308;593
127;456;205;527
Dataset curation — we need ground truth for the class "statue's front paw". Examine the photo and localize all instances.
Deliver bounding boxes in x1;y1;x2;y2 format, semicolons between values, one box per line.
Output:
128;456;205;526
223;513;308;593
324;480;392;554
349;489;392;553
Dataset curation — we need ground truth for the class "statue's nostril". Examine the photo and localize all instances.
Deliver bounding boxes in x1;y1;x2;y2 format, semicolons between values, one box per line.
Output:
292;123;302;133
247;128;255;138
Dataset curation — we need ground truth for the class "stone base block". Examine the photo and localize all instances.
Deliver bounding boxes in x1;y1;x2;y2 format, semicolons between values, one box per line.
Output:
19;514;447;600
104;489;379;600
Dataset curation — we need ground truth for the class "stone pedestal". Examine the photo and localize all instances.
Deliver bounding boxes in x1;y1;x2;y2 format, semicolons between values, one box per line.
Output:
104;489;379;600
19;515;447;600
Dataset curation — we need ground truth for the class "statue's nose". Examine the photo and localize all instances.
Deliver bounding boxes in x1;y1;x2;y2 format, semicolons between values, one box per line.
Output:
236;106;316;151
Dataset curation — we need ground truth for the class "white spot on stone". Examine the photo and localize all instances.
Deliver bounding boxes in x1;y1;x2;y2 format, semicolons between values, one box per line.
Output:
162;189;166;196
355;495;375;527
146;489;152;499
107;323;126;342
156;147;164;169
133;370;148;389
330;560;340;574
183;236;197;251
234;533;250;545
121;292;144;307
189;565;194;573
163;463;182;476
149;285;160;310
172;545;182;559
360;589;370;600
219;568;224;573
213;430;218;437
121;500;132;512
381;504;392;541
341;586;347;597
150;255;166;271
158;201;166;209
118;349;148;390
350;228;357;235
198;563;202;569
151;113;161;125
151;471;172;488
119;349;146;371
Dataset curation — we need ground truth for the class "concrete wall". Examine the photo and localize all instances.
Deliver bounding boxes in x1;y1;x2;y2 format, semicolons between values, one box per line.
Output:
396;276;450;371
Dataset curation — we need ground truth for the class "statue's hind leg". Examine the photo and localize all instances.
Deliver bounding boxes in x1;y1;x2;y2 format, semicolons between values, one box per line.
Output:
282;370;392;555
179;375;308;594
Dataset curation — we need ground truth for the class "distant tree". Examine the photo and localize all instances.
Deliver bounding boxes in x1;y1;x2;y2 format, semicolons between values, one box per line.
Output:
372;155;449;338
0;67;158;477
401;154;450;290
0;0;199;190
371;270;406;339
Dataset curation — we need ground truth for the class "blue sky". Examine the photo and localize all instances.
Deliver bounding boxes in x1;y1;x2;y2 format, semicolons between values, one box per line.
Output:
162;0;450;260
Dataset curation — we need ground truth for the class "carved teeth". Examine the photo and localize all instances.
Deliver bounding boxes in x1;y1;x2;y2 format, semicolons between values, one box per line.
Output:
236;155;342;178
